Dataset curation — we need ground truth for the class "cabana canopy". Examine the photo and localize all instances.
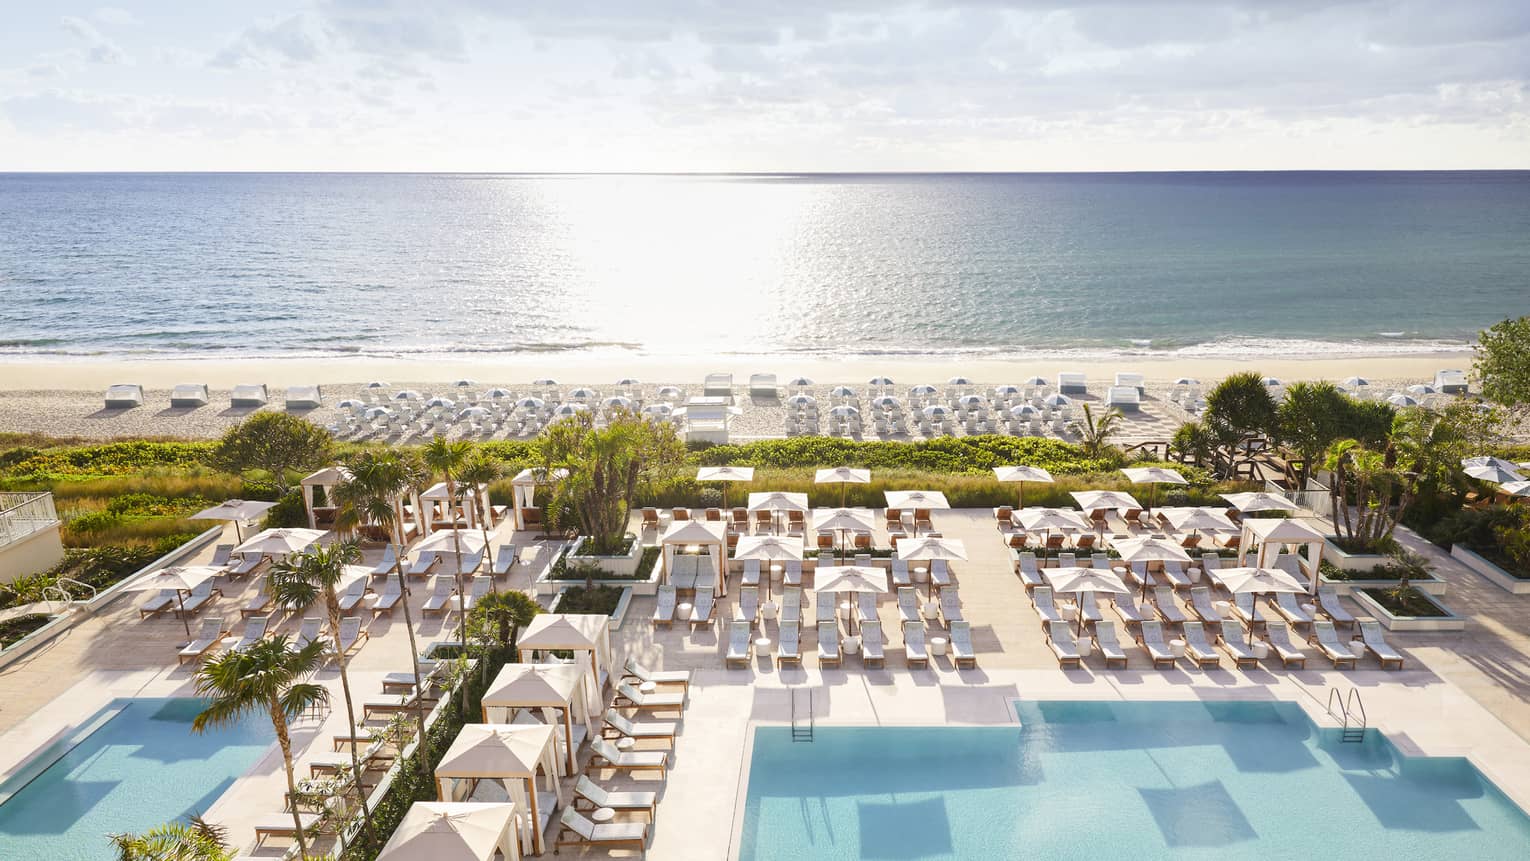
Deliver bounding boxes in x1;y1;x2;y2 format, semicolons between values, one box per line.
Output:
300;466;354;531
375;802;519;861
420;481;494;533
510;468;567;532
660;519;728;596
517;613;613;705
1238;517;1326;589
480;663;594;772
435;725;559;857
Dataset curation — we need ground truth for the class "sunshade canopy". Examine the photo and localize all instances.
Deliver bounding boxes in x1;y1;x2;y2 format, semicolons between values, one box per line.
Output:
1159;507;1236;531
1121;467;1189;485
1211;567;1308;594
129;565;222;593
233;528;326;556
884;490;951;509
660;519;728;544
190;499;277;522
518;613;609;651
1462;461;1525;484
895;536;968;561
1241;517;1325;543
1221;492;1299;513
481;664;584;711
1015;507;1092;531
1112;536;1192;563
811;508;876;532
1071;490;1143;511
435;724;555;781
746;491;810;512
993;466;1055;484
1044;566;1129;595
696;466;756;482
375;802;515;861
733;535;804;561
813;565;890;594
414;528;489;556
815;467;871;484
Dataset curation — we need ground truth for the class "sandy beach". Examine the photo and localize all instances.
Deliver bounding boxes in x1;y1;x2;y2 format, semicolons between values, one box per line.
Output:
0;352;1472;442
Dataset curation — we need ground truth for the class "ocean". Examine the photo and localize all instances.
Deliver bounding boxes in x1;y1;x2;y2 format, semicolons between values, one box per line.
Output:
1;171;1527;363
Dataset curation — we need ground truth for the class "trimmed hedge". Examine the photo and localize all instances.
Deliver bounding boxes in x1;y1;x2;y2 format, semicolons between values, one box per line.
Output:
696;436;1119;475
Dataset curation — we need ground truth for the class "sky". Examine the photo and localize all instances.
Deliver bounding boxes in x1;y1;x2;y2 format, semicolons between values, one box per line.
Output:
0;1;1527;171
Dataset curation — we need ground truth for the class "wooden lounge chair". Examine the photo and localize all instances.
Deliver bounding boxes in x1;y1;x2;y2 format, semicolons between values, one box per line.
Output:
948;619;977;668
1152;586;1189;625
1188;587;1222;623
177;617;228;664
421;575;454;614
1045;621;1082;668
624;660;692;692
589;738;667;775
229;615;269;651
778;620;802;666
490;544;518;576
1272;592;1313;629
368;545;398;577
337;576;369;613
614;682;685;713
177;580;222;616
574;774;658;821
939;588;963;624
690;589;715;629
1309;620;1358;668
1263;621;1308;668
901;620;928;668
602;710;678;744
208;543;234;571
1181;622;1222;668
227;553;265;578
1217;620;1259;668
818;620;842;667
1317;587;1356;632
725;622;751;668
290;617;323;651
372;578;402;615
1230;593;1265;631
897;587;921;623
331;616;367;658
735;586;759;627
653;584;677;626
1138;620;1177;669
1094;621;1128;668
1031;586;1063;624
405;551;440;579
252;812;322;848
1016;552;1045;589
139;588;178;618
1360;621;1405;670
1112;592;1150;628
861;619;885;668
555;807;648;856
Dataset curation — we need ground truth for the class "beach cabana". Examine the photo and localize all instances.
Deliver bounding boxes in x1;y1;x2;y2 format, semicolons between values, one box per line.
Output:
1237;517;1326;589
517;614;613;706
284;385;322;410
509;467;566;532
230;383;268;407
104;384;144;409
480;663;594;773
1434;369;1468;394
170;384;209;408
300;466;354;531
661;519;728;596
375;802;520;861
420;481;493;534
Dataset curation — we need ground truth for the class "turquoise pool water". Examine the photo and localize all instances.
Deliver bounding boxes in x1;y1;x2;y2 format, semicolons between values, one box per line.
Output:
738;700;1530;859
0;697;270;859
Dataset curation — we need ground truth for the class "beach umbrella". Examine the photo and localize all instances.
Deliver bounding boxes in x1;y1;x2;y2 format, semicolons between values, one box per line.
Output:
601;396;634;411
1113;535;1193;600
129;565;223;635
1341;376;1369;388
1121;466;1188;508
947;376;972;386
1016;507;1091;557
1009;404;1039;418
993;384;1022;398
452;379;475;388
532;378;557;386
830;386;857;399
514;397;545;411
814;564;888;635
362;406;394;420
909;385;938;398
734;535;803;601
365;381;389;388
656;385;683;400
1498;481;1530;498
921;404;951;421
868;376;894;387
414;527;489;558
884;489;950;511
568;387;598;401
424;396;456;409
1042;394;1072;407
993;465;1055;509
812;507;876;562
1159;506;1236;535
1044;566;1129;635
1071;490;1143;513
1463;455;1523;473
815;467;871;507
616;377;641;387
1261;377;1282;387
1386;393;1420;407
1022;376;1048;387
484;387;514;400
1172;377;1200;386
190;499;277;542
786;394;817;408
393;390;423;401
337;398;366;410
641;403;673;418
871;395;902;410
1407;384;1436;396
897;536;968;600
458;406;491;420
1462;459;1525;484
747;491;810;534
551;403;588;419
697;466;755;510
1221;491;1299;514
1214;566;1308;644
234;528;326;558
828;405;861;419
956;394;986;408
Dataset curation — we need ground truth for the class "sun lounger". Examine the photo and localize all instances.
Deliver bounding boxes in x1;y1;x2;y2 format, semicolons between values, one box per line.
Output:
1272;592;1313;628
740;558;761;587
1032;586;1063;624
1263;621;1308;668
177;617;228;664
1045;621;1082;668
816;594;836;627
614;681;685;712
818;621;842;667
575;774;658;821
406;551;441;579
369;545;398;576
602;710;678;744
782;588;804;626
489;544;518;576
555;807;648;855
690;588;715;628
590;737;668;775
1112;592;1150;627
625;660;692;692
227;553;265;578
929;559;952;589
331;616;366;657
229;615;269;651
1181;622;1221;668
1200;552;1223;573
778;620;802;666
139;588;178;618
337;576;369;613
897;586;921;623
891;558;912;587
1015;551;1045;589
363;692;427;721
252;812;321;848
1189;587;1222;623
856;591;877;624
1162;560;1192;589
208;543;234;570
861;619;885;668
1217;620;1259;668
948;620;976;668
901;621;928;668
1076;591;1103;624
735;585;760;627
783;559;802;587
1309;620;1358;669
939;588;963;624
1138;620;1177;668
653;584;677;626
1317;587;1356;631
1360;621;1404;669
291;617;323;651
175;579;221;616
1094;621;1128;668
1124;560;1154;589
1152;586;1189;625
1231;593;1265;629
725;622;752;668
372;579;402;615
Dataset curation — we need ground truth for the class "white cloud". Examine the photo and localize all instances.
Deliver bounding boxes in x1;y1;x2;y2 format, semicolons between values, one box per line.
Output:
60;14;127;64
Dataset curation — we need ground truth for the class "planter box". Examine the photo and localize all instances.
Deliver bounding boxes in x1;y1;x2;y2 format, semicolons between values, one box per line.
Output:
1451;545;1530;595
1352;589;1466;632
567;535;643;577
1323;539;1392;572
534;544;660;597
549;586;633;628
1318;573;1447;597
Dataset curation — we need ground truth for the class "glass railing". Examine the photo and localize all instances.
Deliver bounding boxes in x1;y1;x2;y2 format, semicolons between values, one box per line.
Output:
0;493;59;547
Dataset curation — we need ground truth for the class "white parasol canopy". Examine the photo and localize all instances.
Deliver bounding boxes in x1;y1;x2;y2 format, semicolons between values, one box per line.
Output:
1071;490;1143;511
190;499;277;541
1462;459;1525;484
129;564;224;634
884;489;950;510
815;467;871;506
233;528;326;557
1209;566;1308;643
1159;506;1236;533
414;528;489;557
697;466;755;508
1221;491;1299;513
811;507;876;532
813;565;889;594
1121;466;1188;507
993;465;1055;509
734;535;804;562
895;536;967;561
375;802;518;861
1016;507;1092;532
1044;565;1129;634
1499;480;1530;497
746;491;810;512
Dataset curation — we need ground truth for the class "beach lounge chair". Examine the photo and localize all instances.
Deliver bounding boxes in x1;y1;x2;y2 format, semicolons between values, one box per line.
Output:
252;812;322;848
372;579;402;615
741;558;761;587
575;774;658;821
817;621;842;667
855;591;876;625
1138;620;1177;668
331;616;366;657
902;621;928;668
1201;552;1223;573
860;619;886;668
725;623;752;668
1162;560;1192;590
1309;620;1358;669
1057;552;1077;569
337;576;369;613
816;594;837;628
624;660;692;692
208;543;234;571
1151;586;1189;625
1180;622;1221;668
369;545;398;577
1123;560;1154;589
362;691;427;721
174;579;220;616
406;551;441;579
653;585;677;626
227;552;265;578
778;620;802;666
555;807;648;856
230;383;268;408
614;681;686;712
891;558;912;587
1317;587;1357;631
291;617;323;651
490;544;518;576
1189;587;1223;623
929;559;952;590
1045;621;1082;668
1360;621;1405;669
1094;621;1128;668
590;738;668;775
783;559;802;587
690;589;715;628
1217;620;1259;668
1272;592;1313;628
1231;593;1265;630
898;586;921;623
139;588;178;618
939;588;963;624
1076;591;1103;625
735;585;759;627
421;576;454;614
1112;592;1150;628
602;710;678;745
948;620;976;668
1263;621;1308;668
1016;552;1045;589
177;617;228;664
1031;586;1063;624
230;615;269;651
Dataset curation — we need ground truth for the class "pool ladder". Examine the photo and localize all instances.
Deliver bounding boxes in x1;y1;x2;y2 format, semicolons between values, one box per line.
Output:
790;688;814;743
1327;687;1367;743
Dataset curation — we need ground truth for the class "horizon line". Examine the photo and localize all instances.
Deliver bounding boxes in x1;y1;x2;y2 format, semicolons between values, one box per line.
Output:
3;168;1530;177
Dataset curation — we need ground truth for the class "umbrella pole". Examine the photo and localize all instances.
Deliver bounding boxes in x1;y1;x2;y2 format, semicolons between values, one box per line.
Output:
177;590;190;637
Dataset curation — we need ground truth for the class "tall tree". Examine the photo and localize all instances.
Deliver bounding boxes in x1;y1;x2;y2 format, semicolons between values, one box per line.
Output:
1205;371;1279;444
1475;315;1530;409
266;541;373;839
466;589;542;654
1276;381;1348;484
194;637;329;861
423;436;475;663
209;413;332;495
540;410;686;554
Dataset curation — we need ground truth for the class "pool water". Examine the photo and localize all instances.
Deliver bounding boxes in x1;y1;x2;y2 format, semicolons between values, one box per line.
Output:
738;700;1530;859
0;697;270;860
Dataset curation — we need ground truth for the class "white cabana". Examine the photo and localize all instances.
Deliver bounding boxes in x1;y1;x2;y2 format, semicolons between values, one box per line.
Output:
992;465;1055;509
661;519;728;596
189;498;277;541
376;801;520;861
479;663;593;774
510;468;566;532
300;466;354;531
435;727;556;857
421;481;493;534
517;614;613;707
1237;517;1326;590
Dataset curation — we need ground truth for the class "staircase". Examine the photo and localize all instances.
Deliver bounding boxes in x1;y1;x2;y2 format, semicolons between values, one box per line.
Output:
1327;687;1367;743
790;687;814;742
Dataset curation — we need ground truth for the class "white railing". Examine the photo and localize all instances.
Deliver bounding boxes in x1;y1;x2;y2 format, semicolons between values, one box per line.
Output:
0;492;59;547
1264;479;1333;517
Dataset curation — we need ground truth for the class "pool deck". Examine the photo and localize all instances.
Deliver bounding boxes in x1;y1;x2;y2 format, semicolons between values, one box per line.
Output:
1;508;1529;859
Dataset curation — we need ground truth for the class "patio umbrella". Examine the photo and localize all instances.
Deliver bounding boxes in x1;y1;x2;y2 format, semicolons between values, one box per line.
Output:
484;388;514;400
909;385;938;398
956;394;986;408
815;467;871;507
786;394;817;408
1220;492;1299;514
616;377;641;387
830;386;858;399
1113;535;1193;599
129;565;223;635
551;403;588;418
1121;466;1188;508
569;387;599;401
642;403;673;418
1022;376;1048;387
993;465;1055;509
871;395;903;410
1042;394;1072;408
453;379;476;388
1462;457;1526;484
657;385;683;400
696;465;755;510
947;376;972;386
458;407;492;420
1261;377;1282;387
828;405;861;419
1387;393;1420;407
1016;507;1092;558
734;535;803;601
747;491;810;534
1071;490;1143;513
190;499;277;542
414;527;489;558
337;398;367;410
897;536;968;600
1010;404;1039;418
1160;506;1236;536
1341;376;1369;388
1498;480;1530;498
813;564;888;635
424;396;456;409
1044;566;1129;635
1172;377;1200;386
532;378;557;387
363;406;394;420
884;490;951;514
393;390;423;401
1213;567;1307;644
867;376;895;388
374;801;516;861
1407;384;1436;396
921;404;951;421
600;396;634;411
812;507;876;562
365;381;389;388
515;397;545;411
993;385;1022;398
234;528;326;558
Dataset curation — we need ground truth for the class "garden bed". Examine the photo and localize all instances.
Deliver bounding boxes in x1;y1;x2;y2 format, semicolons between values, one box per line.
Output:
1317;560;1446;596
1323;538;1393;572
1450;545;1530;595
549;585;632;627
0;614;51;649
566;534;643;576
1353;588;1465;632
538;546;659;597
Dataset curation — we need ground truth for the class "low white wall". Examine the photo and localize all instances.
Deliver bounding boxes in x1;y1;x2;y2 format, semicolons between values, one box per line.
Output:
1451;545;1530;595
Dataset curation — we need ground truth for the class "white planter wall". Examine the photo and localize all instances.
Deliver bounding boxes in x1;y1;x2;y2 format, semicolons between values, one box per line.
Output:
1351;589;1465;632
1451;545;1530;595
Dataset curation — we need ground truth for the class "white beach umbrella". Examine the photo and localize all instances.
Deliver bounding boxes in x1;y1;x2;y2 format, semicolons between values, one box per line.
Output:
601;396;634;410
234;528;326;558
1121;466;1189;508
616;377;641;387
393;390;423;401
1113;535;1194;600
129;565;225;634
696;466;755;510
1462;460;1525;484
812;507;877;561
947;376;972;385
830;385;858;399
190;499;277;541
414;528;489;557
868;376;895;387
1498;481;1530;497
1159;506;1236;534
453;379;475;388
362;406;394;420
514;397;545;411
1016;507;1092;555
993;465;1055;509
1172;377;1200;386
551;403;588;418
458;406;491;420
1071;490;1143;512
1044;565;1129;634
1386;393;1420;407
568;387;599;401
747;491;810;512
532;378;558;386
1009;404;1039;418
365;381;389;388
734;535;803;562
992;385;1022;397
1407;384;1436;396
1213;566;1308;643
1022;376;1049;387
871;395;902;410
786;376;814;389
786;394;817;407
909;385;938;397
1261;377;1282;387
656;385;683;399
885;489;950;510
956;394;986;408
828;405;861;418
921;404;951;420
1042;394;1072;407
1221;491;1299;513
484;387;514;400
337;398;366;410
1341;376;1369;387
1463;456;1523;473
897;536;967;599
641;403;673;417
815;467;871;506
813;564;888;634
424;396;456;409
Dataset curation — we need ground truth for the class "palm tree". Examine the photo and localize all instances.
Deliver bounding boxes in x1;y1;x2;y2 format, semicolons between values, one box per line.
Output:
110;817;230;861
423;436;475;663
194;637;329;861
332;450;431;768
1071;403;1123;459
267;541;373;838
456;451;504;592
468;589;542;655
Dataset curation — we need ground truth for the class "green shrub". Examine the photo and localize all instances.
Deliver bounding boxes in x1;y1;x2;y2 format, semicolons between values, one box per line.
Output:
0;441;213;481
555;585;623;615
695;435;1116;475
105;492;213;517
62;516;201;548
262;490;309;529
0;614;51;649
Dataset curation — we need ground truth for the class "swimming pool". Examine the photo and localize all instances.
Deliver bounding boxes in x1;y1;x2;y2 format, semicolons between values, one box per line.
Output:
737;700;1530;859
0;697;270;860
